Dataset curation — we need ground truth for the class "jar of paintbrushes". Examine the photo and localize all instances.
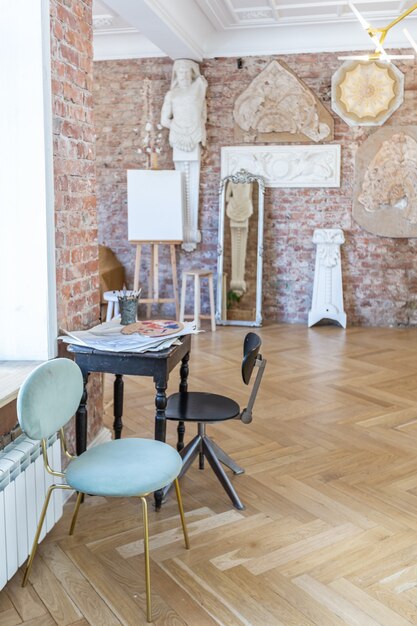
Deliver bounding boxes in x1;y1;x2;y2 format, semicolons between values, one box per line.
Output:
118;287;141;325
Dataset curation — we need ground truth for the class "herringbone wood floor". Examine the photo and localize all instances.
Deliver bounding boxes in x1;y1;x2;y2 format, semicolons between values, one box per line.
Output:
4;323;417;624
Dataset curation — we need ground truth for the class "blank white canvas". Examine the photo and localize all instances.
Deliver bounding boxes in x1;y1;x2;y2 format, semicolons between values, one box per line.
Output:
127;170;184;242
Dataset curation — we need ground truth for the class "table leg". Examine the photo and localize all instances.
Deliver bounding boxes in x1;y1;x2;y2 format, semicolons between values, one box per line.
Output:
154;381;167;510
177;352;190;452
113;374;124;439
76;372;89;455
106;300;114;322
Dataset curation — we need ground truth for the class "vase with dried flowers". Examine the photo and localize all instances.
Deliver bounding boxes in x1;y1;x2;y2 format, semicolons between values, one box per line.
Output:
135;121;164;170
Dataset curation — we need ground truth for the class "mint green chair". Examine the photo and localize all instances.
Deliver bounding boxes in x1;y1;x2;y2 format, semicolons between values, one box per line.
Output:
17;358;189;623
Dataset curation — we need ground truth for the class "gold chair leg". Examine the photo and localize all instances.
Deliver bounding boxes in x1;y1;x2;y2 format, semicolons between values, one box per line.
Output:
174;478;190;550
22;484;72;587
69;491;84;536
140;496;152;623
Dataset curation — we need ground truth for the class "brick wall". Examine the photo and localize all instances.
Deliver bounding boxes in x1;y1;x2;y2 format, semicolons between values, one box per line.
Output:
94;54;417;327
0;0;102;452
51;0;102;444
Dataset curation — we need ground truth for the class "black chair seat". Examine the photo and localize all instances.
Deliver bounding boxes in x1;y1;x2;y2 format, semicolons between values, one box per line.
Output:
166;392;240;422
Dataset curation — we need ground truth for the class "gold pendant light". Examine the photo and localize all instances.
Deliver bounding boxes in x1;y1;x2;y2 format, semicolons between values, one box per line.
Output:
339;2;417;62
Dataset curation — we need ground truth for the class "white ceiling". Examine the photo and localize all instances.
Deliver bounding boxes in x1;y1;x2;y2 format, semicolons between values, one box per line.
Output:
93;0;417;60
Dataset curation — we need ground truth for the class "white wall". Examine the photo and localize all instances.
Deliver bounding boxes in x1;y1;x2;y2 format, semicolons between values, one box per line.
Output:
0;0;57;360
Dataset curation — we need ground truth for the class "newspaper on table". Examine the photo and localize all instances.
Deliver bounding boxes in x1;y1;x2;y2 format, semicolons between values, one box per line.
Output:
59;318;198;353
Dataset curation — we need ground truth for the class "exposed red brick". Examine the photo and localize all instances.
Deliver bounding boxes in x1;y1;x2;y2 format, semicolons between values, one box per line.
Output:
94;55;417;327
51;0;102;443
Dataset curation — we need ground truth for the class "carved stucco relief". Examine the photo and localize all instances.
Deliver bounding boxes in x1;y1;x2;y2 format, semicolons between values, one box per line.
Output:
353;127;417;237
332;60;404;127
233;60;334;143
221;145;341;188
225;181;253;296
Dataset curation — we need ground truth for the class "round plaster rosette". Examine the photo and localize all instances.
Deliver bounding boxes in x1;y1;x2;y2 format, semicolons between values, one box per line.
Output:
331;60;404;126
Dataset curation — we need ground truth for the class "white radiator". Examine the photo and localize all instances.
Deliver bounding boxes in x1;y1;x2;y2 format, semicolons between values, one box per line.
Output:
0;434;63;589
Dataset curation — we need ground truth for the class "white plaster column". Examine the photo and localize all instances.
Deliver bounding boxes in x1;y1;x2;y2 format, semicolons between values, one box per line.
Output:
173;145;201;251
308;228;347;328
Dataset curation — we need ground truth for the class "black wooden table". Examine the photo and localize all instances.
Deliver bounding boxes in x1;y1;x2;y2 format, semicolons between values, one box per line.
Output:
67;334;191;509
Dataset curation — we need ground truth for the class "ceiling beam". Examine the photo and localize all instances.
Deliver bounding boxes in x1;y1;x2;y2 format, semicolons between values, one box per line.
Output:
102;0;210;60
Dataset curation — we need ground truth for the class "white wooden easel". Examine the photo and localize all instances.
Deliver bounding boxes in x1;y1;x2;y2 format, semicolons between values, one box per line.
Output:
132;241;180;319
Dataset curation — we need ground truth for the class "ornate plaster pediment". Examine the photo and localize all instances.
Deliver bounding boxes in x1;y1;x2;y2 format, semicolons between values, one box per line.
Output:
353;127;417;237
332;60;404;127
233;60;333;143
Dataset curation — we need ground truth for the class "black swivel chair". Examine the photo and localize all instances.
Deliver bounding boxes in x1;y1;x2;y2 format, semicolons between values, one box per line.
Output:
165;332;266;510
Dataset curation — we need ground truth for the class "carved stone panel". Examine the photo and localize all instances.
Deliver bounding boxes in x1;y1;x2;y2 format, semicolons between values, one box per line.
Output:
332;60;404;127
233;60;334;143
221;145;341;188
353;127;417;237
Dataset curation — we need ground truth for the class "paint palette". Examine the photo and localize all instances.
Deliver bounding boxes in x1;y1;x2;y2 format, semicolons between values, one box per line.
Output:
121;320;184;337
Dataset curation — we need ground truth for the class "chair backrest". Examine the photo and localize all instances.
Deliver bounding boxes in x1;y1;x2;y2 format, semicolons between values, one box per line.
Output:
241;332;262;385
17;358;83;441
240;333;266;424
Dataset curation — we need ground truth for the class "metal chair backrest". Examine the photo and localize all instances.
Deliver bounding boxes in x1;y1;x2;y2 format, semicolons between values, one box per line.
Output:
241;332;261;385
17;358;84;441
240;333;266;424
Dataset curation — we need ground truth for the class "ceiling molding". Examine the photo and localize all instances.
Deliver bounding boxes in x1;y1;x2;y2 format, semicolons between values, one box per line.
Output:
93;14;114;29
205;18;417;58
93;0;417;61
197;0;417;29
144;0;208;60
194;0;237;29
94;32;166;61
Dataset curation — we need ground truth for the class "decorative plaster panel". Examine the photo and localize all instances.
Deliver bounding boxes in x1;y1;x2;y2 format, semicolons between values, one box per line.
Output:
221;145;341;188
332;60;404;127
353;126;417;237
233;60;333;143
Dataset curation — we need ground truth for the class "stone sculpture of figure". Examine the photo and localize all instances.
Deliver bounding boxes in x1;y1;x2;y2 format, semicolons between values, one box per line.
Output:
160;59;208;251
161;59;207;152
225;181;253;296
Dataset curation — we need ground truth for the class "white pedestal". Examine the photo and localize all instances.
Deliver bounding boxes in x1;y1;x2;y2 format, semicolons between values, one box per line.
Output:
308;228;347;328
174;145;201;252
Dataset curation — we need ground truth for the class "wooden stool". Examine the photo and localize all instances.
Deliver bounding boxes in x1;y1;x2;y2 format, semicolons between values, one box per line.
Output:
180;270;216;331
103;290;136;321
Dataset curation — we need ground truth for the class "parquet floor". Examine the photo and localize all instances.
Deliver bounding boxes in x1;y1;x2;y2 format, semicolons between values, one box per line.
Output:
4;324;417;624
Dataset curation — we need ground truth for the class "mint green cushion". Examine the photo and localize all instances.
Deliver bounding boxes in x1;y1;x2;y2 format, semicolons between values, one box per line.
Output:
65;438;182;497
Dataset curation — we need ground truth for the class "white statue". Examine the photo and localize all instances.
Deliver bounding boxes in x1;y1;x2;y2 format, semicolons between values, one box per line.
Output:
226;181;253;296
161;59;207;152
161;59;208;251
